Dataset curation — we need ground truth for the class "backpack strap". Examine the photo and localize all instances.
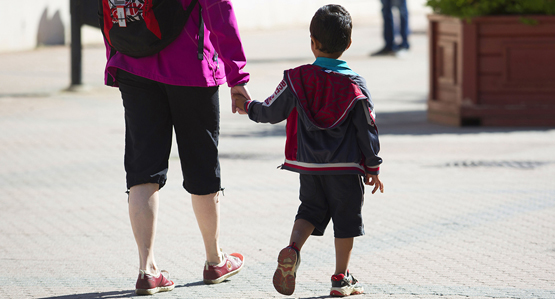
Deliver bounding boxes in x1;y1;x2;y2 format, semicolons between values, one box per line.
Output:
197;3;204;60
182;0;203;61
184;0;199;22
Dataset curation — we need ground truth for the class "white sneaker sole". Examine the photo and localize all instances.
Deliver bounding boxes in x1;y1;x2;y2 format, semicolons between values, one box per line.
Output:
330;285;364;297
135;284;175;295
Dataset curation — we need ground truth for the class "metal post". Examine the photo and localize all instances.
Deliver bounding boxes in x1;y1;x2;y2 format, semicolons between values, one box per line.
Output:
70;0;82;88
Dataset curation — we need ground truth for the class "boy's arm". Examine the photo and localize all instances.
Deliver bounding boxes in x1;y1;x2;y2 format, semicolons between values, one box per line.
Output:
238;79;297;124
352;100;384;193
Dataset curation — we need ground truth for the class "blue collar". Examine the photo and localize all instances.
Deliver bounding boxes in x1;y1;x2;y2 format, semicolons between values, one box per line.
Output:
313;57;358;76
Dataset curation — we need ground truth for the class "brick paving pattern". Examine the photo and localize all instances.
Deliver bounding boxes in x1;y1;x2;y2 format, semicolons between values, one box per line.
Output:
0;24;554;299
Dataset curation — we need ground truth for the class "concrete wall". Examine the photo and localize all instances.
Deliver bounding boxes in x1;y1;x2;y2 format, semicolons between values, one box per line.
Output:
0;0;68;52
0;0;431;53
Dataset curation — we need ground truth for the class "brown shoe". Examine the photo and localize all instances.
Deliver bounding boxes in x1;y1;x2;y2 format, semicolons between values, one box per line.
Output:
273;244;301;295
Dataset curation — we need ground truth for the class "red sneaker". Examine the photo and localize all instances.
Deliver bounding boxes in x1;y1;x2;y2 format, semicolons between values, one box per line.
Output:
330;271;364;297
135;270;175;295
203;252;244;284
273;244;301;295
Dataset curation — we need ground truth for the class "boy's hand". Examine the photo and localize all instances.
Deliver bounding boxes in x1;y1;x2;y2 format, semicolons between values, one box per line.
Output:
232;93;249;114
231;85;251;114
365;174;384;194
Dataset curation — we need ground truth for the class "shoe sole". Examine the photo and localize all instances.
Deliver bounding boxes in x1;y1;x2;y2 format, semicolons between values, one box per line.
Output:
135;284;175;295
203;259;245;284
330;285;364;297
273;247;298;296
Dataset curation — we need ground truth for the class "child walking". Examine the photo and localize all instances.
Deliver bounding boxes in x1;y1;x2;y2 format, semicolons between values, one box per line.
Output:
234;4;384;297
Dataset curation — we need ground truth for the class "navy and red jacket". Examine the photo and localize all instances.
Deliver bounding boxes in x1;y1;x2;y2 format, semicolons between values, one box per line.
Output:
245;62;382;176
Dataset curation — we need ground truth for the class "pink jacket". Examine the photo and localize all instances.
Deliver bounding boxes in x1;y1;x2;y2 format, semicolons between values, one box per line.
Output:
104;0;249;87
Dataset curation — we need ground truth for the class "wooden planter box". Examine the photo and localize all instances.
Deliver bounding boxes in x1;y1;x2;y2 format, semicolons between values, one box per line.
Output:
428;14;555;126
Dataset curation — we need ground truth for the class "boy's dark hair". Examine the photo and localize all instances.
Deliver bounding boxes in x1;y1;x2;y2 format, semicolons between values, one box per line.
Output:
310;5;352;54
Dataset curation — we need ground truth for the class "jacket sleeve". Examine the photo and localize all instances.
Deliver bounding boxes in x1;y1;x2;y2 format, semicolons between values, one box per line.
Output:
246;79;297;124
352;100;382;175
200;0;249;86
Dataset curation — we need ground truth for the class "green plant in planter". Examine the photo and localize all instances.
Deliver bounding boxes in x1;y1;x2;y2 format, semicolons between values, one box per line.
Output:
426;0;555;19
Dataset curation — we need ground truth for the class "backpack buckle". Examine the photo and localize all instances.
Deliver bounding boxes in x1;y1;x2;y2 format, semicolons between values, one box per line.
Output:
114;0;127;27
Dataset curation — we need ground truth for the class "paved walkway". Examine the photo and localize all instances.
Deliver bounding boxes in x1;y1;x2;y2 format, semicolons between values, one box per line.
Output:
0;22;554;299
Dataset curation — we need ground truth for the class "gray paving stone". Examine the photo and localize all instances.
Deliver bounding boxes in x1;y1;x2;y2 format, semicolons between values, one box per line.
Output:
0;21;554;299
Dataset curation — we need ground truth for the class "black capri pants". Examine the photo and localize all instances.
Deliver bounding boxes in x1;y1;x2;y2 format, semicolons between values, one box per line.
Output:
117;70;221;195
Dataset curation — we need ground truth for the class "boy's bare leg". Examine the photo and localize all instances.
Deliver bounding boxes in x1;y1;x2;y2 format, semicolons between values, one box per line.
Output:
334;237;354;275
289;219;315;249
191;192;222;264
273;219;314;295
128;183;160;275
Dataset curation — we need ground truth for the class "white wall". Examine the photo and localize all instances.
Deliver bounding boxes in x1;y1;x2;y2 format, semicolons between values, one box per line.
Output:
1;0;66;52
0;0;431;53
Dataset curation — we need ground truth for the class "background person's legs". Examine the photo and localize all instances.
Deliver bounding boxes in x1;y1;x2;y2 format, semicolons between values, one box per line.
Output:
371;0;397;56
381;0;394;50
397;0;410;49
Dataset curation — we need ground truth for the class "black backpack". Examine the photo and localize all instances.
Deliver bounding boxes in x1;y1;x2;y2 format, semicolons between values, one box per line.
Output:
98;0;203;58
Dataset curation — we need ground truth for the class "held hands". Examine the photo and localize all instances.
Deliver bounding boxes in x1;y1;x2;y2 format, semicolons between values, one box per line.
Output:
230;85;251;114
233;93;249;114
365;173;384;194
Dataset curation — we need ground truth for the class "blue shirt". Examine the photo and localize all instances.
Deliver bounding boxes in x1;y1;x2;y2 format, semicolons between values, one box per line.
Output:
312;57;359;76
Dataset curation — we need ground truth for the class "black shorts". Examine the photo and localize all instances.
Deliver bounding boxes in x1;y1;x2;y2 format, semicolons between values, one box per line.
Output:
296;174;365;238
116;70;221;195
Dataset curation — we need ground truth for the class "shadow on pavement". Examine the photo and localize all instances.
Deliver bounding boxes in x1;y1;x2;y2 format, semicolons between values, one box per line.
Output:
39;290;135;299
38;281;207;299
377;110;555;135
221;124;287;138
224;109;554;138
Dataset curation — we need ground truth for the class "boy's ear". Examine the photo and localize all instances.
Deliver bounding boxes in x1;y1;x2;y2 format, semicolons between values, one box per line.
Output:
311;36;322;50
345;39;352;51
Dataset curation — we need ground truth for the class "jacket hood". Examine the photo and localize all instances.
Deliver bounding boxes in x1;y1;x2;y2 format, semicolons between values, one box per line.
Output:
285;65;367;130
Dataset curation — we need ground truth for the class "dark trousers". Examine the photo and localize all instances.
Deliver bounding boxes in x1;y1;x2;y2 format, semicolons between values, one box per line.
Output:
117;70;221;195
381;0;410;50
